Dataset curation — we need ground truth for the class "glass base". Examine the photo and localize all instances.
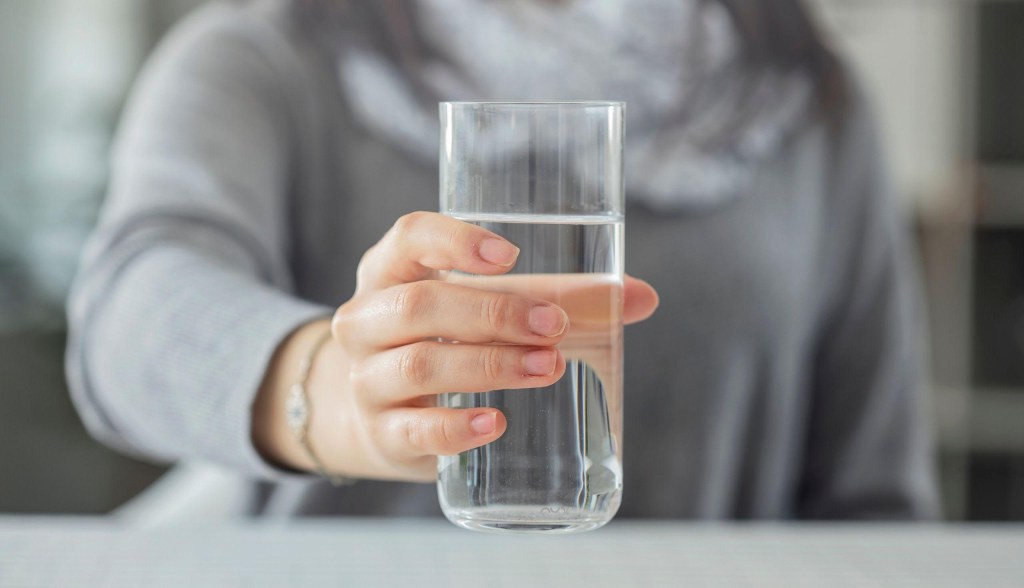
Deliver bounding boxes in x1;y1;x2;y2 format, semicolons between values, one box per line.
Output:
443;507;612;535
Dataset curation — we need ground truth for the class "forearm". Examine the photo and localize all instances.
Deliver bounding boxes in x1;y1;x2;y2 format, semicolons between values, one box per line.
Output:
67;237;331;475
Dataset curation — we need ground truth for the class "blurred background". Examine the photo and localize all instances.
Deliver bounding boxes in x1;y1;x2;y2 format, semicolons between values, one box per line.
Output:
0;0;1022;520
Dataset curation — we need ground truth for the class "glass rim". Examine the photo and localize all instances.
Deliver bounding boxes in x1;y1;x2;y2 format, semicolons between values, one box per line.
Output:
440;100;624;108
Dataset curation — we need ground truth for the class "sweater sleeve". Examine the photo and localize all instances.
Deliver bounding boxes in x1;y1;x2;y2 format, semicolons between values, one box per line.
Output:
797;91;940;519
65;4;331;479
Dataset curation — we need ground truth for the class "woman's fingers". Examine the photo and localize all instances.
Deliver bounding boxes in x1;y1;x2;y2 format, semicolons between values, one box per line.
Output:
335;281;569;350
337;274;655;352
624;275;659;325
356;211;520;292
377;407;508;458
354;341;567;403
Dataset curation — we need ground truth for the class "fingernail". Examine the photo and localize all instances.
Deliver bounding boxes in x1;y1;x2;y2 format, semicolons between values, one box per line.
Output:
470;412;497;435
528;305;567;337
478;238;519;266
524;349;557;376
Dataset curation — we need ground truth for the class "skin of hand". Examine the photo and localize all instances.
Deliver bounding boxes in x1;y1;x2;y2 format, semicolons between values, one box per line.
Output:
253;211;659;482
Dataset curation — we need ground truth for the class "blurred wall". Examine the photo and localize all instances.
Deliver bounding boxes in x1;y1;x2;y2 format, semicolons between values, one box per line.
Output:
0;0;206;514
813;0;1024;521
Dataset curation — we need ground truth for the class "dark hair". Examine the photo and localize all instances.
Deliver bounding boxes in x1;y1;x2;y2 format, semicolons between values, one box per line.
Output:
297;0;847;118
715;0;847;116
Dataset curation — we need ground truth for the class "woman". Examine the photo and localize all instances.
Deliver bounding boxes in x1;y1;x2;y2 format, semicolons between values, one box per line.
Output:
67;0;938;519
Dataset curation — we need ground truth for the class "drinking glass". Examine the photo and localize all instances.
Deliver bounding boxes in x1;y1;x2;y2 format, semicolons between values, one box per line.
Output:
437;102;625;534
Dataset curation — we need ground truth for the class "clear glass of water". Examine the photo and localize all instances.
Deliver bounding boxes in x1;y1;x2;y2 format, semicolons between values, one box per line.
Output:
437;102;625;534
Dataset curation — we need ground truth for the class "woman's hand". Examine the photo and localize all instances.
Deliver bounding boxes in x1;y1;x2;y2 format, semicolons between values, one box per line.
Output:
253;212;658;483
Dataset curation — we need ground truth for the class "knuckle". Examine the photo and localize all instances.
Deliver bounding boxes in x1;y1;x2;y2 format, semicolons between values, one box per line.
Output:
481;293;514;333
437;416;461;455
401;416;457;456
374;414;420;457
402;418;424;453
447;221;474;253
480;346;506;382
393;281;433;323
392;211;428;239
331;301;358;345
397;344;433;387
393;412;460;456
374;413;400;446
355;249;377;285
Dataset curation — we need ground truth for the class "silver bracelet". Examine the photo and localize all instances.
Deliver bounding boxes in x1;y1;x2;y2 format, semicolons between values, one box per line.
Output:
285;329;356;487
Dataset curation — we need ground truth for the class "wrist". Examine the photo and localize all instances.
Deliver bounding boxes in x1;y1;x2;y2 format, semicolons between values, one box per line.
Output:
303;328;360;478
253;319;336;473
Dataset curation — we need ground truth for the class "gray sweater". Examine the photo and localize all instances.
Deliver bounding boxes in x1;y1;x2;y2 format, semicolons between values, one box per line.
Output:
67;0;938;519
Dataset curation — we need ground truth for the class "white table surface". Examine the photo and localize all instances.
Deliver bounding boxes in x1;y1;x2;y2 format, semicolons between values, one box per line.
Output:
1;517;1022;587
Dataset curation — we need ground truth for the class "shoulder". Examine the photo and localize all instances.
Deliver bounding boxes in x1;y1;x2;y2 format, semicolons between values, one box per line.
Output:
114;0;337;160
133;0;321;107
157;0;303;58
